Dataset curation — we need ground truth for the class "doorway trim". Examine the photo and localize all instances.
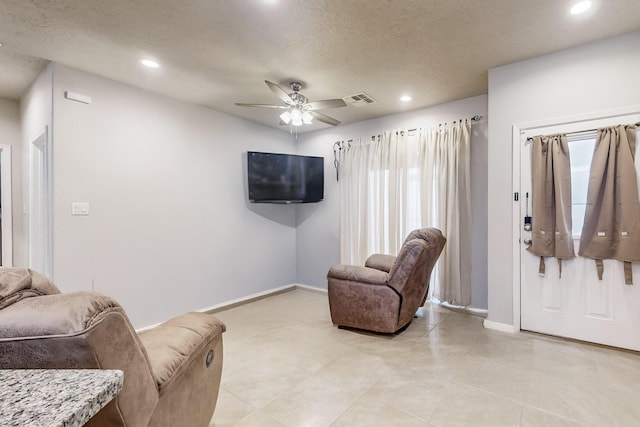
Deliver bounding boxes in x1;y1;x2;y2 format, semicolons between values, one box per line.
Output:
29;126;53;278
511;104;640;333
0;144;13;266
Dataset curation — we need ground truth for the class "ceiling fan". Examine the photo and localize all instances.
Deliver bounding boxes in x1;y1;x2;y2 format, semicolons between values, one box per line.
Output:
235;80;346;127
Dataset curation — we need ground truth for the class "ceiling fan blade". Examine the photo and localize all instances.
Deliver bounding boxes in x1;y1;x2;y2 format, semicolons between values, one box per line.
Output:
305;99;347;110
265;80;294;105
235;103;288;109
310;111;341;126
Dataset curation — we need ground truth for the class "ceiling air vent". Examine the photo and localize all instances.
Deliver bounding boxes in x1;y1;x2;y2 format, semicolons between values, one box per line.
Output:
343;92;376;107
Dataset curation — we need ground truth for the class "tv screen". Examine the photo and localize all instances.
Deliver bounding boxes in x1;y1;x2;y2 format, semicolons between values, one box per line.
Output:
247;151;324;203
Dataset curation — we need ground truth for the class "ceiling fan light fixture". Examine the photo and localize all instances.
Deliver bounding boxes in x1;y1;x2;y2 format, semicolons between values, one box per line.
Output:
291;108;303;126
302;111;313;124
290;108;302;120
280;110;292;124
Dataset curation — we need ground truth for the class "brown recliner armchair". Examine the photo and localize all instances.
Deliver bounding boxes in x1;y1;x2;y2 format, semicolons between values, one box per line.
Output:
327;228;446;333
0;268;225;427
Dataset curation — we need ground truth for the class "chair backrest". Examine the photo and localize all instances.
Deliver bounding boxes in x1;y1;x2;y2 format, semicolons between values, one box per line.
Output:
388;228;446;327
0;270;159;426
0;268;61;310
402;228;431;247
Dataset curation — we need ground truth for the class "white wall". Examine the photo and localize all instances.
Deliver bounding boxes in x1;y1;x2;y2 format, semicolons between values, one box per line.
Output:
296;95;489;309
21;63;300;327
487;32;640;325
0;98;24;266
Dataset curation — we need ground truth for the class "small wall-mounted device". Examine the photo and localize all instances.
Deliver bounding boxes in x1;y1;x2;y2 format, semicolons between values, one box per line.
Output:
64;91;92;105
524;192;532;231
71;202;90;216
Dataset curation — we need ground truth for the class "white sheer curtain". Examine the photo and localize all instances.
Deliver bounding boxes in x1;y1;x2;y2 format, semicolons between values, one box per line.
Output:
418;122;472;306
338;120;472;306
339;130;409;265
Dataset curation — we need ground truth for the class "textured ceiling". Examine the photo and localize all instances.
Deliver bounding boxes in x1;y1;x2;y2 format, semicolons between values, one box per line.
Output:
1;0;639;133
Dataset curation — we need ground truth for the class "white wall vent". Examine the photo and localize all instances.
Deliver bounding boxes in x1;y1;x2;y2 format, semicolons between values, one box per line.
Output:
343;92;376;107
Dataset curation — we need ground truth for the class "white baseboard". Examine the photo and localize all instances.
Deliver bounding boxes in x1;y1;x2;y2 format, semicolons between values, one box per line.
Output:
483;319;518;333
293;283;328;294
200;284;298;314
136;284;327;332
135;284;295;332
200;284;326;315
439;302;488;318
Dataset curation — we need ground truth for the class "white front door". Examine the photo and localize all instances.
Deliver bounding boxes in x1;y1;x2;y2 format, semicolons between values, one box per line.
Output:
519;118;640;352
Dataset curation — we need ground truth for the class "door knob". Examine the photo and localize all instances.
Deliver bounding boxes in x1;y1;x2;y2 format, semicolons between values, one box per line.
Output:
523;238;532;245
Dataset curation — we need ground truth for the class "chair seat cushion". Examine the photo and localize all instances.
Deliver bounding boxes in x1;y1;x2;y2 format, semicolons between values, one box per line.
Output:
138;312;225;392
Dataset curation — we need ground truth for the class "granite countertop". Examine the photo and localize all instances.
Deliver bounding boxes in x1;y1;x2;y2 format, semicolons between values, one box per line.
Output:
0;369;123;427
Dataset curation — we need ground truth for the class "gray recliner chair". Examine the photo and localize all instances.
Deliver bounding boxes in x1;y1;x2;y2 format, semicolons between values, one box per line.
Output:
327;228;446;333
0;268;225;426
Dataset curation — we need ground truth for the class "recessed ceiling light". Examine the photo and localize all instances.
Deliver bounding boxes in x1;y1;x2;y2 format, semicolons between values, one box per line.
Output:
140;59;160;68
0;42;4;48
570;1;591;15
400;95;412;102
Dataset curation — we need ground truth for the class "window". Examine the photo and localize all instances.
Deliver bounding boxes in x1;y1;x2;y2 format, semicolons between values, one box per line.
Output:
568;136;596;237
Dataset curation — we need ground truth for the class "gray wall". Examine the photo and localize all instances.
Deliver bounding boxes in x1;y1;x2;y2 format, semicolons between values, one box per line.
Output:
295;95;489;310
22;63;300;327
487;32;640;325
0;98;24;267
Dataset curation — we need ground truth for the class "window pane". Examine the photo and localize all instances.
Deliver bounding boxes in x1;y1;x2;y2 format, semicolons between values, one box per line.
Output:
568;138;596;237
571;169;590;204
572;204;587;237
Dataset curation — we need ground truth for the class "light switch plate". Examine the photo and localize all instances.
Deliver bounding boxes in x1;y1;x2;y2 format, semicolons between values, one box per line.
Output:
71;202;90;216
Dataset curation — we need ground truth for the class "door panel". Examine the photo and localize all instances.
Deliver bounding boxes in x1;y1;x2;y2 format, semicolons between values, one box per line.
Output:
520;134;640;351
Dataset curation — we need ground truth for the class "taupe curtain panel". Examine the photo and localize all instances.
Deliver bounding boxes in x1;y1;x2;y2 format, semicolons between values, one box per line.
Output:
578;125;640;285
528;134;575;276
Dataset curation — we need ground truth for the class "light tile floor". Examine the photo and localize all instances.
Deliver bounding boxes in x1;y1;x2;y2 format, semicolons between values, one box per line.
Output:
209;289;640;427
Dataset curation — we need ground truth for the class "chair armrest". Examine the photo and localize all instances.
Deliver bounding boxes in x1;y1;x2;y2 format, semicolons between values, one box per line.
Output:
327;265;389;285
364;254;396;273
137;312;226;392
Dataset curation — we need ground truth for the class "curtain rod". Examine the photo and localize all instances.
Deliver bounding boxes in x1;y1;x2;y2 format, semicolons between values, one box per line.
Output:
405;115;483;133
526;122;640;141
333;115;483;179
339;115;485;143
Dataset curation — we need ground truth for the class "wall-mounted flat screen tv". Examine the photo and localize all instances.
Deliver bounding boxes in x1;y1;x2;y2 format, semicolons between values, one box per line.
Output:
247;151;324;203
